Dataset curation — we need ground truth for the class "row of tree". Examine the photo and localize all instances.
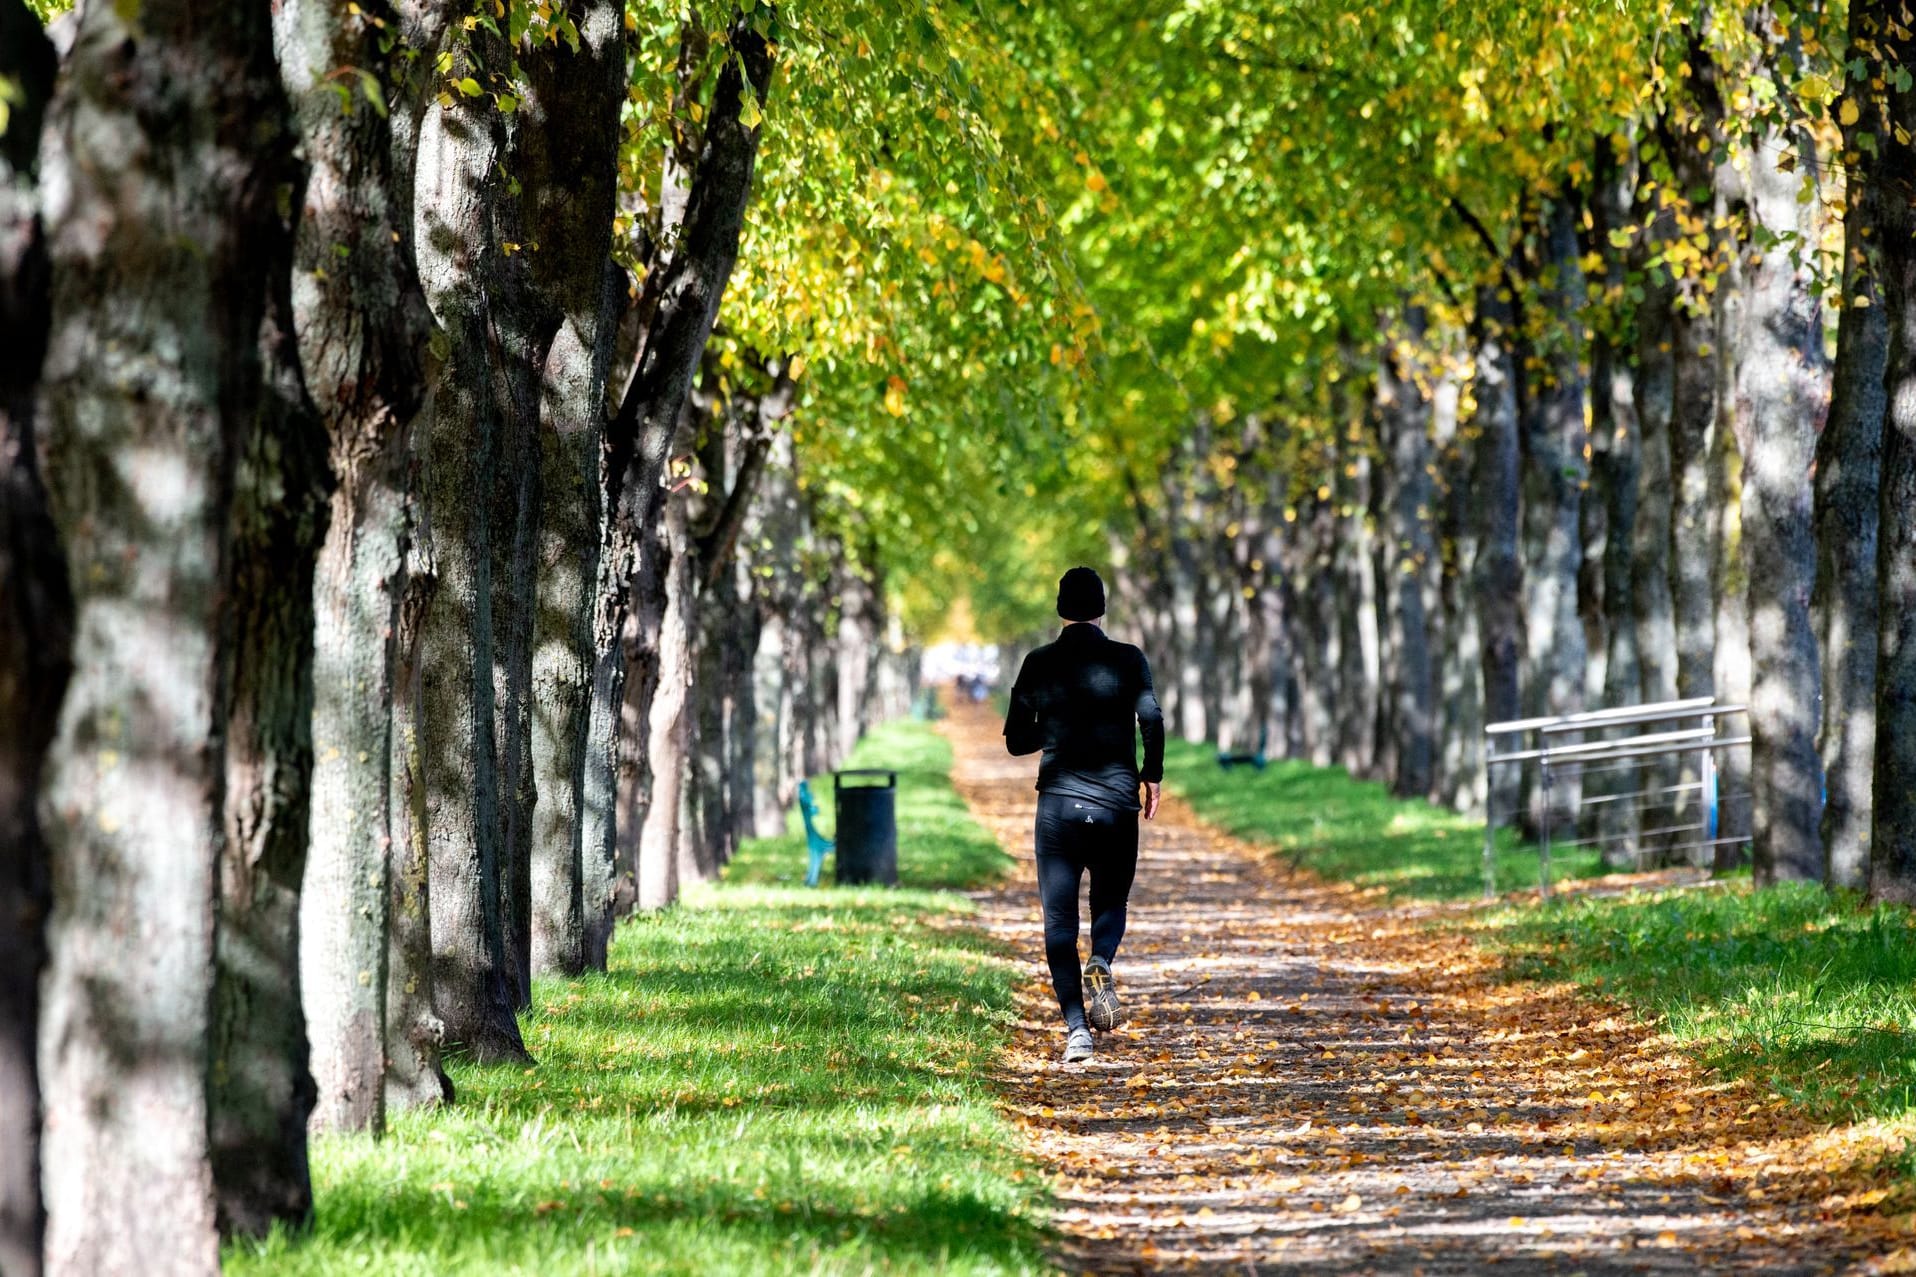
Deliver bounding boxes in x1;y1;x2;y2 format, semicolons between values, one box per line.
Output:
984;0;1915;904
0;0;1005;1272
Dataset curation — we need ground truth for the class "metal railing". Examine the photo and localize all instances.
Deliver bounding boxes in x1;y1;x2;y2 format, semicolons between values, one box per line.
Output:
1482;697;1751;899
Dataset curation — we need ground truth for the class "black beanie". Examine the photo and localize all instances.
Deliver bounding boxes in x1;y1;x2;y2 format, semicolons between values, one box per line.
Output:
1057;566;1105;622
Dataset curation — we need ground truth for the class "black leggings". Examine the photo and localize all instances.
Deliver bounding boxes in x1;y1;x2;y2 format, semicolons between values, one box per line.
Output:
1034;792;1139;1032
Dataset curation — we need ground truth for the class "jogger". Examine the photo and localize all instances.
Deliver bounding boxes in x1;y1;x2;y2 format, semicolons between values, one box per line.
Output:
1034;793;1139;1034
1004;566;1163;1063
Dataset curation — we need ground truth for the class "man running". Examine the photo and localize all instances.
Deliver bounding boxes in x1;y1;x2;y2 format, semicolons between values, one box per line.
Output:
1003;566;1164;1064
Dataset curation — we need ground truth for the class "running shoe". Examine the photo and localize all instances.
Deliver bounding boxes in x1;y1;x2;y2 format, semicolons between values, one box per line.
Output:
1063;1026;1095;1064
1084;956;1123;1032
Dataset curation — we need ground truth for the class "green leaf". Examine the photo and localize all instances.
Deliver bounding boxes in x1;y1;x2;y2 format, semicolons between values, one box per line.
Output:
496;92;519;114
357;69;389;119
457;76;482;97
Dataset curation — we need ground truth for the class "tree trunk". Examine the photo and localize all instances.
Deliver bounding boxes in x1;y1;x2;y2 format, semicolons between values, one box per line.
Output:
488;222;549;1019
415;78;531;1065
1710;285;1753;864
1866;0;1916;905
1664;60;1728;859
1817;43;1890;889
1379;319;1436;798
1518;195;1590;831
835;562;879;760
582;406;642;958
386;508;452;1110
1431;354;1483;811
1632;216;1681;707
1297;501;1340;767
638;501;694;910
608;8;775;682
1732;110;1827;884
0;9;66;1273
37;0;311;1265
276;0;440;1135
1592;138;1644;864
526;6;626;980
1473;285;1525;825
208;207;328;1243
1334;444;1381;778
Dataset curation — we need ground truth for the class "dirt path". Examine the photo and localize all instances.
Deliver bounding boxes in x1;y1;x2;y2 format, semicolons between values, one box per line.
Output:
939;702;1905;1275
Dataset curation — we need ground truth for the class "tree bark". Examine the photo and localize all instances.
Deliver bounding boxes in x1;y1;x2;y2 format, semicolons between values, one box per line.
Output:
381;0;457;1111
1817;39;1890;889
1431;352;1482;811
1865;0;1916;905
1631;211;1681;712
207;194;328;1243
1711;277;1753;863
1732;106;1827;884
638;500;694;910
1593;137;1645;864
37;0;314;1265
386;505;452;1109
1333;437;1381;777
607;8;775;680
415;70;531;1065
1518;195;1589;829
0;9;66;1274
526;3;627;981
1379;317;1436;798
276;0;441;1136
1472;284;1524;825
1664;55;1728;857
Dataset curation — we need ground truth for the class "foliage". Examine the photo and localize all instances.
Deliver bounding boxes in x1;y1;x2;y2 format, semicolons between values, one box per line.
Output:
725;719;1011;890
1485;881;1916;1125
227;720;1044;1276
1161;738;1604;902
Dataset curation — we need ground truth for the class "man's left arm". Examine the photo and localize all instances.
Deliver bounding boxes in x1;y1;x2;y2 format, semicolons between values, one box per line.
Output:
1004;655;1044;756
1136;651;1164;819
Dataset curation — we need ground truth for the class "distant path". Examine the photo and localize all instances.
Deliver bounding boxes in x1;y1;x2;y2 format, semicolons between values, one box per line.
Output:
939;701;1900;1275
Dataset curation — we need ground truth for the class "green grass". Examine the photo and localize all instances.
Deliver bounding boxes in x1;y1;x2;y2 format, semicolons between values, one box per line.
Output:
229;721;1044;1276
1483;880;1916;1125
725;719;1011;891
1161;738;1604;901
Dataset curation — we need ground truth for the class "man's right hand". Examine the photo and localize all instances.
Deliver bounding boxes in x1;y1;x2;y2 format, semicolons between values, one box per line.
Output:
1142;782;1161;821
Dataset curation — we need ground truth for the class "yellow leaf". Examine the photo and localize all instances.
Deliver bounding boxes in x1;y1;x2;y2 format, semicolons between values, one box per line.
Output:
884;375;908;418
1841;98;1862;126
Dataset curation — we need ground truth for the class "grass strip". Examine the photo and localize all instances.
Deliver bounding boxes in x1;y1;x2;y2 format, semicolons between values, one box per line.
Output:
230;719;1044;1276
726;718;1011;891
1161;737;1603;902
1480;880;1916;1129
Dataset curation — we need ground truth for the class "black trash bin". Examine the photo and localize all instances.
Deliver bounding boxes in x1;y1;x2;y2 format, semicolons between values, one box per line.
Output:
833;769;898;886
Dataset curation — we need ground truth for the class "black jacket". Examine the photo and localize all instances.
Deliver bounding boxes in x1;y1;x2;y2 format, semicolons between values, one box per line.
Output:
1003;624;1165;812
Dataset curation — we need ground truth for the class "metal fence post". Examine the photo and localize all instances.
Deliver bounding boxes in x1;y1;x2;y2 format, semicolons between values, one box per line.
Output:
1538;756;1553;900
1701;712;1719;853
1482;768;1497;900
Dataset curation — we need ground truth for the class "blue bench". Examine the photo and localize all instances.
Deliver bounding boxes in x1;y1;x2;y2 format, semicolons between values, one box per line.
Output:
797;779;833;887
1217;725;1269;771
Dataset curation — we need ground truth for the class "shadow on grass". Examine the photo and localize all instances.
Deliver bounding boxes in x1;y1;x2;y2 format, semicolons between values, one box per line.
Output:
228;720;1046;1276
299;1154;1047;1274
